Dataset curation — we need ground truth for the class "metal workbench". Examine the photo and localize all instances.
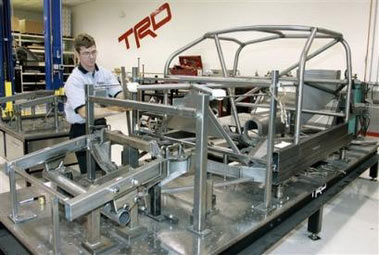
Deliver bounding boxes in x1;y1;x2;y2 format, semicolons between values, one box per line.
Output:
0;91;75;167
0;142;377;254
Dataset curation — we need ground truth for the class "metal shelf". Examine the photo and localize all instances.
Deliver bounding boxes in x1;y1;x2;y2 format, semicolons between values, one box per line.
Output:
29;49;75;55
22;73;45;75
22;73;71;75
12;32;73;40
13;32;76;92
22;82;46;85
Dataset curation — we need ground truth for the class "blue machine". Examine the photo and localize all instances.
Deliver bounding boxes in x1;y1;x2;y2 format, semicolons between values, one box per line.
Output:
44;0;64;91
0;0;15;97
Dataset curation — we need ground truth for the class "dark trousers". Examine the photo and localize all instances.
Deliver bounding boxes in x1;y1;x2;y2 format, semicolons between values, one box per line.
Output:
69;118;106;174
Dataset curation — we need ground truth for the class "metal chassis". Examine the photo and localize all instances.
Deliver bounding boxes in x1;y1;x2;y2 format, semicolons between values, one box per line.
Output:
145;25;353;143
132;25;354;211
80;26;356;233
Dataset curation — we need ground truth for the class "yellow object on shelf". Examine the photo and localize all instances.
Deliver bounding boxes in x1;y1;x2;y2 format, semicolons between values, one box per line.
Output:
4;81;13;117
55;87;65;96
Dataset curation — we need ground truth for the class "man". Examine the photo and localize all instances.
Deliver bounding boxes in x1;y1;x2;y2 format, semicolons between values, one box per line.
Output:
65;33;124;174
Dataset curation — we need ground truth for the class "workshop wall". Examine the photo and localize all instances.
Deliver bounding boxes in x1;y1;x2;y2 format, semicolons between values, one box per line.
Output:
72;0;375;80
12;9;43;21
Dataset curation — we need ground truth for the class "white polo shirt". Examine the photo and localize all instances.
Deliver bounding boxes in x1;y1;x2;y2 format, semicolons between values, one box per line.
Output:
64;64;122;124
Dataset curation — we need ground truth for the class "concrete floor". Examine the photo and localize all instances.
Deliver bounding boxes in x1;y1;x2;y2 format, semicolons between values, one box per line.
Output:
0;112;378;254
268;170;379;254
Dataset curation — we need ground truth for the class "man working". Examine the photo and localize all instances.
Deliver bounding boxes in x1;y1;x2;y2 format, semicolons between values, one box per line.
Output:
65;33;125;174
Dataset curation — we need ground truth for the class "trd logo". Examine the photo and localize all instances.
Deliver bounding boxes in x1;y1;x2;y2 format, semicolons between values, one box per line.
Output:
118;3;172;50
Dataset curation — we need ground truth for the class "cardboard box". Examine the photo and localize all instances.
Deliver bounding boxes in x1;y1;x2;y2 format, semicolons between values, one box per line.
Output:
12;16;20;31
19;19;44;34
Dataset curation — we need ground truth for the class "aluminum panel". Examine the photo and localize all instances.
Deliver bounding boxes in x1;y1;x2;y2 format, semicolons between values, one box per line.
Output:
273;123;352;183
5;133;24;161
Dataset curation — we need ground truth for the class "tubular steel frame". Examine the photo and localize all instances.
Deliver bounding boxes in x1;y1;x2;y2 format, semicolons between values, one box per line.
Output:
161;25;352;145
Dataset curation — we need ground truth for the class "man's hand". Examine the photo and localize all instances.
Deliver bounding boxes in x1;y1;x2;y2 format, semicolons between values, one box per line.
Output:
107;106;126;112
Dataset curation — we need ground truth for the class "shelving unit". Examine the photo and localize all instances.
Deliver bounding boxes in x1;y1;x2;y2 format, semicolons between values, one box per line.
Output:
12;32;76;92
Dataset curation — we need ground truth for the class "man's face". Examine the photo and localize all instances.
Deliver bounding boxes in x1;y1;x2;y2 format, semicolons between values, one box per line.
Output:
78;45;97;70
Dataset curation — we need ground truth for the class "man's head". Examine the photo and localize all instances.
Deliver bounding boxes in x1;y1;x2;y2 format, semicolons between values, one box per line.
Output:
74;33;97;71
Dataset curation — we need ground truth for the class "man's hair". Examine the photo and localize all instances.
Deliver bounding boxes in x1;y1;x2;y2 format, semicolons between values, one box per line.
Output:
74;33;96;53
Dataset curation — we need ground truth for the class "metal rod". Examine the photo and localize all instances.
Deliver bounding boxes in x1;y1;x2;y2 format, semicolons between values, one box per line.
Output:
235;103;346;117
214;34;242;134
14;95;56;108
193;94;209;233
44;171;87;196
85;84;95;180
85;208;101;245
137;83;188;90
191;84;213;95
142;76;347;91
162;178;254;194
143;77;271;87
163;90;168;104
89;96;197;118
235;87;261;103
15;105;22;132
15;168;69;202
163;89;168;133
121;66;132;135
106;131;159;154
214;34;231;77
8;164;18;219
368;0;378;83
53;97;59;130
11;135;88;170
206;25;342;38
341;38;353;122
51;197;61;255
131;67;139;134
282;34;337;39
264;71;279;210
0;90;54;104
294;28;317;144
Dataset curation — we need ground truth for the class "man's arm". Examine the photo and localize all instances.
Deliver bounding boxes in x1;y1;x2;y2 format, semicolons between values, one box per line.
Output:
76;91;130;119
115;91;125;99
76;105;124;119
